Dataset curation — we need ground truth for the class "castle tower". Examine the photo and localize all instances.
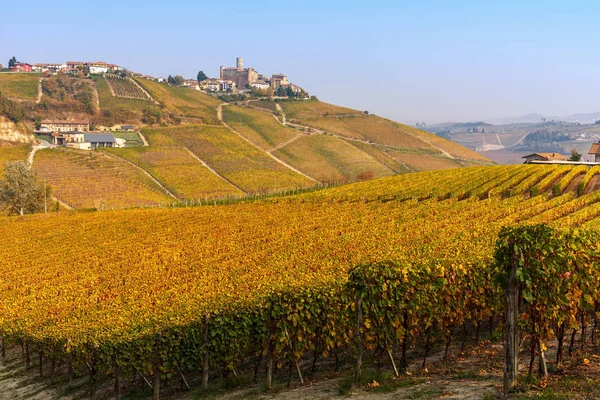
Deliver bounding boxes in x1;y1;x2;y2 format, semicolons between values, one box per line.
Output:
236;57;243;69
220;66;224;79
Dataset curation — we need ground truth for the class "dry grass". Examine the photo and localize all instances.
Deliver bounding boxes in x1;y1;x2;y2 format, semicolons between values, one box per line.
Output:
150;125;313;193
33;148;172;208
107;146;242;200
135;79;220;124
223;105;298;151
0;73;40;100
274;134;393;183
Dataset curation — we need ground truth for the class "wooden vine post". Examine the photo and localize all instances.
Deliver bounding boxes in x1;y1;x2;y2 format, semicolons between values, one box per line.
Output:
354;292;363;385
202;315;209;390
154;332;161;400
503;238;519;395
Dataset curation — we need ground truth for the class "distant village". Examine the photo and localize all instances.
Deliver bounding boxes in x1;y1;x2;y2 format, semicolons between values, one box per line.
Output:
2;56;307;151
3;56;307;96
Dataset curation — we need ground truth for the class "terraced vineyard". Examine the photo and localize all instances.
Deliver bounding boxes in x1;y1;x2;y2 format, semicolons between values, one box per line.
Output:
106;146;242;200
105;75;152;101
0;73;40;100
33;148;172;208
2;164;600;399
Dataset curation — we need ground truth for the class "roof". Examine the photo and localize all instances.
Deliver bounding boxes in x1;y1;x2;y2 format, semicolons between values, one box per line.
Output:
589;143;600;155
522;152;569;161
84;133;116;143
41;119;89;125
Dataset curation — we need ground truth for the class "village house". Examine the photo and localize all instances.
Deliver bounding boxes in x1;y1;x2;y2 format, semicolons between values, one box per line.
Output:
89;62;109;74
588;142;600;162
67;61;84;69
10;62;32;72
32;63;66;73
200;79;221;92
52;131;86;146
85;133;117;149
41;119;89;133
522;152;569;164
251;80;271;90
182;80;200;90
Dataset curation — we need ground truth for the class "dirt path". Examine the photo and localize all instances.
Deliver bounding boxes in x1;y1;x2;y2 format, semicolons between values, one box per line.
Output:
103;152;179;200
89;80;100;111
275;103;286;125
182;147;248;195
138;131;150;147
269;134;304;153
35;78;43;104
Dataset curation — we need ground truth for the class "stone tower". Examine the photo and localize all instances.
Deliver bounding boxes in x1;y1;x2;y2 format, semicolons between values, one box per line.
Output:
236;57;243;69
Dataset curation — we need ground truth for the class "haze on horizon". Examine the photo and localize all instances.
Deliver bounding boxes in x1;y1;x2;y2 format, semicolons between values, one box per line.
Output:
2;0;599;125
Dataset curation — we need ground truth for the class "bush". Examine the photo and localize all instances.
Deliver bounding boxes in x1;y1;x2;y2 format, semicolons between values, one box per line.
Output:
552;184;561;197
530;187;540;197
577;181;585;197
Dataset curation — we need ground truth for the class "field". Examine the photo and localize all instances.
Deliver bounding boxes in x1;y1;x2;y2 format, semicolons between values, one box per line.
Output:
135;78;220;124
249;99;278;112
147;125;314;193
0;141;30;175
104;75;152;101
222;105;298;151
106;146;242;200
0;73;40;100
2;164;600;398
32;148;172;208
346;140;411;173
274;134;393;183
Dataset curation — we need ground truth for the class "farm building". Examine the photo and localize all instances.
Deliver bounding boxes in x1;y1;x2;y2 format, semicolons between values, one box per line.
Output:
52;132;86;146
10;62;32;72
85;133;117;149
41;120;89;133
522;152;569;164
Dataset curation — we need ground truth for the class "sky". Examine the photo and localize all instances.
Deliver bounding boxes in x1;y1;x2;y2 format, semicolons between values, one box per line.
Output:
2;0;600;124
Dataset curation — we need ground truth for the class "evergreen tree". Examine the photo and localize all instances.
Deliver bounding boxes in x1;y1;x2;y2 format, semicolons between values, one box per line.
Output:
8;57;17;68
197;71;208;82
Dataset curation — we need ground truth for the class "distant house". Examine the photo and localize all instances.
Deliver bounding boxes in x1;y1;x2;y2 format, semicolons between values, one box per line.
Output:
32;63;66;73
251;80;270;90
41;120;89;133
182;80;200;90
85;133;116;149
200;79;221;92
88;62;109;74
67;61;84;69
522;152;569;164
10;62;32;73
121;125;135;132
588;142;600;162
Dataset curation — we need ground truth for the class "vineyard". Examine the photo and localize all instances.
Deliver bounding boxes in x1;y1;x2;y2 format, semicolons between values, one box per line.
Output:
105;146;243;200
143;125;314;194
104;75;153;101
135;78;221;124
32;148;172;208
2;165;600;398
273;134;394;183
0;73;40;100
222;105;298;151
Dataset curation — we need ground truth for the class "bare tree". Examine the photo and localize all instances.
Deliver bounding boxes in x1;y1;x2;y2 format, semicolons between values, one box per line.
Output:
0;161;48;215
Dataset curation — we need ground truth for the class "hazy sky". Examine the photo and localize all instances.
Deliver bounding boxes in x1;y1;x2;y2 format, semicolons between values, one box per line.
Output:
2;0;600;124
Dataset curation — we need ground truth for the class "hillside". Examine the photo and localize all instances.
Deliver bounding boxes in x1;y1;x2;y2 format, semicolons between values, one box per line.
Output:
1;164;600;398
0;73;494;209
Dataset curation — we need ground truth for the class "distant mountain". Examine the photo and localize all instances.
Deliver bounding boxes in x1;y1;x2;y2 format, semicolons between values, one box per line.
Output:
484;113;547;125
485;111;600;126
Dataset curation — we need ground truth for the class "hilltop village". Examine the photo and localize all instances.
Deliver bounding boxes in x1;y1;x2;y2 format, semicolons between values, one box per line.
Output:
2;56;307;97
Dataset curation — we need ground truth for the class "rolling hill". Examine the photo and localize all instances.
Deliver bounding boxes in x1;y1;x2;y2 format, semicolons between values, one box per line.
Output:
0;72;494;209
1;164;600;398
